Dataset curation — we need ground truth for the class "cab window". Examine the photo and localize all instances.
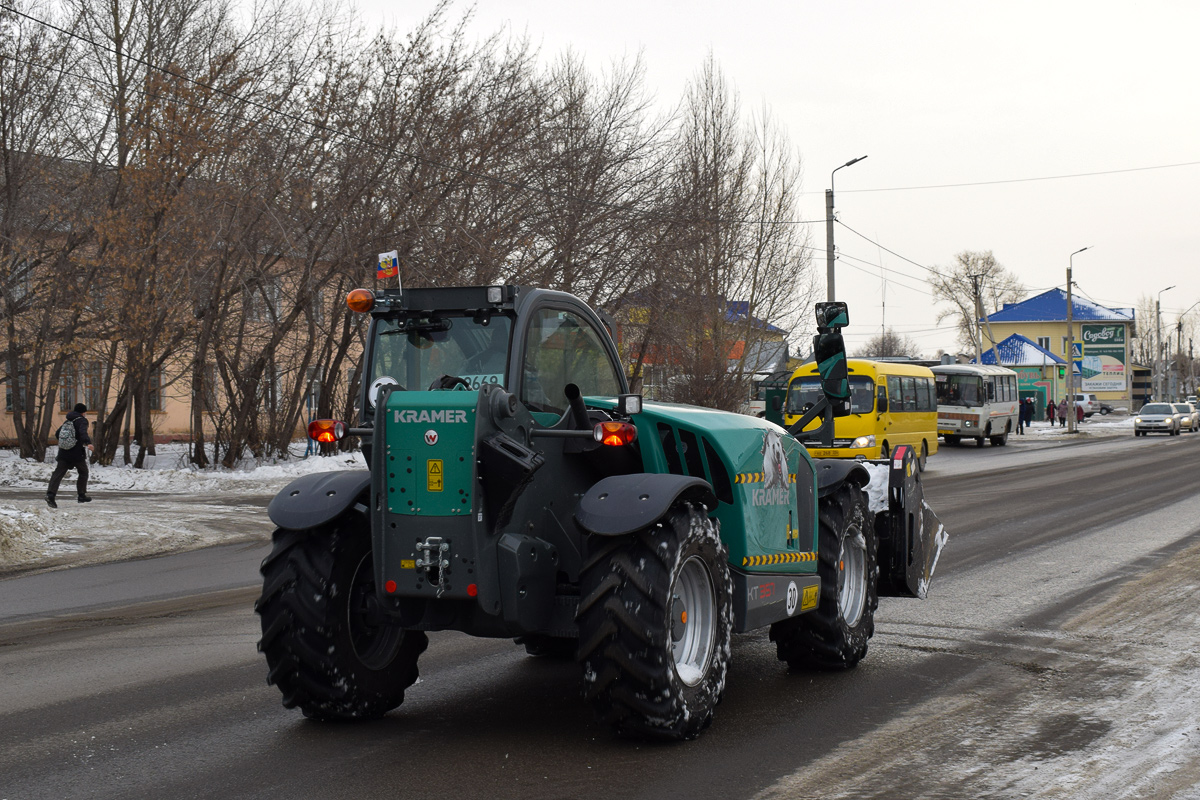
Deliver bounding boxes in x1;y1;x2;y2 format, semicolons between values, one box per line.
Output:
521;308;621;414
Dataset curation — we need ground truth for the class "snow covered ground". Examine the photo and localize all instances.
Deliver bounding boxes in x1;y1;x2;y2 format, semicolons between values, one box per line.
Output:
0;443;365;573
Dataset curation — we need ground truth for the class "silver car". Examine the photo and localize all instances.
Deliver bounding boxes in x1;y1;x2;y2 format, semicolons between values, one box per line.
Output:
1134;403;1180;436
1172;402;1200;432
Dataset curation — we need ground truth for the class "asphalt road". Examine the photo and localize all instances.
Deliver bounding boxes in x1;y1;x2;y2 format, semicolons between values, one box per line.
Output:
2;432;1199;799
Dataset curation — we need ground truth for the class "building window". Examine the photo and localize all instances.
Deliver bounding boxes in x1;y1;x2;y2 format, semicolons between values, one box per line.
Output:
83;362;104;410
1061;337;1069;356
5;372;26;412
306;366;322;413
59;371;76;411
148;368;162;411
1037;337;1050;351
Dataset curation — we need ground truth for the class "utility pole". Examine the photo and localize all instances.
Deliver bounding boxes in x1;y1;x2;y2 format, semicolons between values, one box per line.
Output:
969;274;983;364
1066;247;1091;434
1156;298;1162;400
825;155;867;301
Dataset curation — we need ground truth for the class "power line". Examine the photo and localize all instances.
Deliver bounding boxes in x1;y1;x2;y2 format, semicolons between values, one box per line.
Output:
835;220;938;275
826;160;1200;194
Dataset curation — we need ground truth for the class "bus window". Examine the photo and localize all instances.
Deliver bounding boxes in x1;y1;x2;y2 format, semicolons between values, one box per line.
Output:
916;377;933;411
902;376;917;412
788;375;875;415
936;374;983;407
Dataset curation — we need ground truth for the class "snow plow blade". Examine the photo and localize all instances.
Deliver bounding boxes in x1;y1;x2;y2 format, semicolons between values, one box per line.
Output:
874;444;947;599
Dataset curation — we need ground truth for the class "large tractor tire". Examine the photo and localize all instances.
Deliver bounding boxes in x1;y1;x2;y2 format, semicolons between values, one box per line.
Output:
770;483;878;670
256;519;427;720
577;503;733;740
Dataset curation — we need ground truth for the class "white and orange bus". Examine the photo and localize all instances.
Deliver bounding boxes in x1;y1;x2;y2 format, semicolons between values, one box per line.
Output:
930;364;1020;446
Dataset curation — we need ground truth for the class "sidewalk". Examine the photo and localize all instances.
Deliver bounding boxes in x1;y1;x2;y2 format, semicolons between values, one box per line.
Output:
1005;414;1133;444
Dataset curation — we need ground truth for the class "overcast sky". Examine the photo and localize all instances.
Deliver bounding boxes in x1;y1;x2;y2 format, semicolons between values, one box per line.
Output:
356;0;1200;355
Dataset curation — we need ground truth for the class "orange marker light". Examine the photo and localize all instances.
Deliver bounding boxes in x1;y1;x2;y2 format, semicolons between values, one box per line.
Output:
307;419;347;443
681;610;688;624
593;421;638;446
346;288;375;313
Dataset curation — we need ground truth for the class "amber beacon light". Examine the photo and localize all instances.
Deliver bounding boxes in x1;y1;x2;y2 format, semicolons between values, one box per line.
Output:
346;289;375;313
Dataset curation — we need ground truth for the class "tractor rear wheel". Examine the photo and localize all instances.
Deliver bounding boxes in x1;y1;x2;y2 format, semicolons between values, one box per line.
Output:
770;483;877;670
256;519;427;720
577;503;733;740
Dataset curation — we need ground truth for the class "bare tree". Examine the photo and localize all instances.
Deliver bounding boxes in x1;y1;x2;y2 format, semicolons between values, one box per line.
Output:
855;328;921;359
929;250;1025;354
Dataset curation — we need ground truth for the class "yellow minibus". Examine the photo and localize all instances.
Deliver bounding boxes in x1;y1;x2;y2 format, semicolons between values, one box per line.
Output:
783;359;939;469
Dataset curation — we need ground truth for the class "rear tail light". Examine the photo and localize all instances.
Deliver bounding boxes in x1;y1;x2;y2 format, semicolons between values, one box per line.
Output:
308;419;347;443
593;421;637;446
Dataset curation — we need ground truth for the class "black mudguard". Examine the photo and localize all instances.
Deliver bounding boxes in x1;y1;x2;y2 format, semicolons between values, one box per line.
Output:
814;458;872;497
874;445;947;599
267;470;371;531
575;473;717;537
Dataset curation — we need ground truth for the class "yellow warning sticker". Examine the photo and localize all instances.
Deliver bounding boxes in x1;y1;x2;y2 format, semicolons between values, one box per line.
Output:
400;559;416;569
801;584;819;611
427;459;443;492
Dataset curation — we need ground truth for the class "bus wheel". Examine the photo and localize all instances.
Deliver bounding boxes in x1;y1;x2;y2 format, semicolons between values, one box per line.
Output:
990;423;1009;447
918;441;928;471
880;442;890;459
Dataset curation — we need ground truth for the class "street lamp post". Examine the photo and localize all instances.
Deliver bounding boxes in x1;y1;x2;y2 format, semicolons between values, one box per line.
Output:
1157;285;1175;401
825;155;868;301
1173;299;1200;398
1065;247;1090;433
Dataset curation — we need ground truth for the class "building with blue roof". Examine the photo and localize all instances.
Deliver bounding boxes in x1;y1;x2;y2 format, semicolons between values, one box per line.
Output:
983;288;1136;409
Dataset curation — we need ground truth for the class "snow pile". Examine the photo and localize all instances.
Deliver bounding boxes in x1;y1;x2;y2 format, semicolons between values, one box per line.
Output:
0;443;367;572
864;462;890;513
0;506;50;563
0;444;366;495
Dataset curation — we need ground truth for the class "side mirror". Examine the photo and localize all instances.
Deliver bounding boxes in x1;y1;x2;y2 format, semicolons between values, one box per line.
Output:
815;301;849;332
876;385;888;413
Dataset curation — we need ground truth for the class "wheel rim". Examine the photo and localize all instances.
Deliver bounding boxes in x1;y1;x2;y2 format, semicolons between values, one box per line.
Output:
347;552;404;670
837;522;867;627
670;555;717;687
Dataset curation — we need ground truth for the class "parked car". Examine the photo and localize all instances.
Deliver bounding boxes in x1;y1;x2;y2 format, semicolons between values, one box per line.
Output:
1188;395;1198;406
1070;393;1098;418
1096;401;1115;415
1172;402;1199;432
1134;403;1180;436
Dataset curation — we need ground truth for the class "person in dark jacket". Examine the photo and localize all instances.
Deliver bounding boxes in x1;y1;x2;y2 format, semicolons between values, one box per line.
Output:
46;403;93;508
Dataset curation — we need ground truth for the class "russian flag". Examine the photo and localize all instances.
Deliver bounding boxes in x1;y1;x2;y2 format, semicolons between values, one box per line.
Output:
377;250;399;280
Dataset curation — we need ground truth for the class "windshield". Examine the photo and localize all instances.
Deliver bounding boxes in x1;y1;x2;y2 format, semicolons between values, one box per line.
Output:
787;375;875;415
369;313;513;396
1172;404;1191;413
935;373;984;408
1141;404;1172;414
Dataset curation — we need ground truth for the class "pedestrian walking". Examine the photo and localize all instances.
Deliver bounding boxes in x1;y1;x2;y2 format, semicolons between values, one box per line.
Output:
1047;398;1056;426
1023;397;1034;432
1058;398;1068;427
1076;402;1084;425
47;402;93;508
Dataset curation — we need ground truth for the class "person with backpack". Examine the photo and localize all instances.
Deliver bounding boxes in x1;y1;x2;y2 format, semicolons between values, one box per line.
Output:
46;402;93;508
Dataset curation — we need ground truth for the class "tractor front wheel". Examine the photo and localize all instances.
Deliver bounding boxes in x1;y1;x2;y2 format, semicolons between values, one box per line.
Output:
770;483;878;670
577;503;733;740
256;519;427;720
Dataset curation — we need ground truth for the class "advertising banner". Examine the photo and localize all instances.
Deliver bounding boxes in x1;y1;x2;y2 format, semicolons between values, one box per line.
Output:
1081;324;1127;391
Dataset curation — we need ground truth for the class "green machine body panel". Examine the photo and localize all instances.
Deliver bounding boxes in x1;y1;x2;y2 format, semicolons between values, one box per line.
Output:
380;389;478;517
588;398;819;574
